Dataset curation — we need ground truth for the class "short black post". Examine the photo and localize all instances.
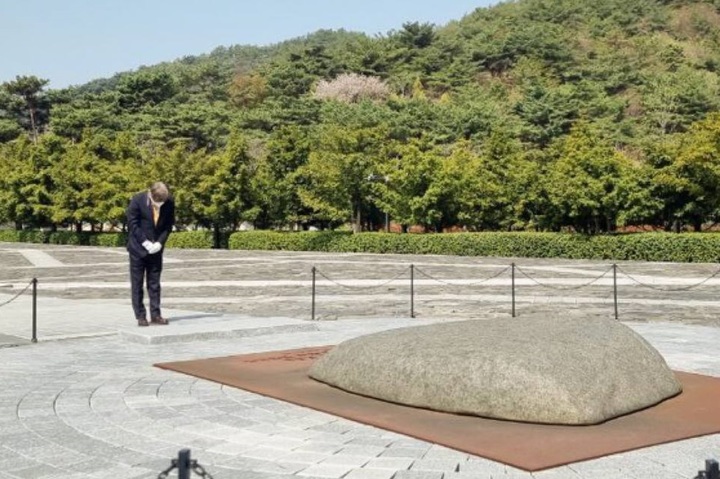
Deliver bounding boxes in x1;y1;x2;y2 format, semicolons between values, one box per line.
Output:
311;267;316;321
705;459;720;479
31;278;38;343
177;449;191;479
613;264;618;320
410;264;415;318
511;263;516;318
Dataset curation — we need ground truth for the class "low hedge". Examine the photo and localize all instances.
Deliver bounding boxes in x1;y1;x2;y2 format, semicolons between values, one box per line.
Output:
165;231;214;249
47;231;92;245
0;230;50;243
3;229;720;262
88;233;128;247
0;230;214;249
229;231;720;263
228;230;353;251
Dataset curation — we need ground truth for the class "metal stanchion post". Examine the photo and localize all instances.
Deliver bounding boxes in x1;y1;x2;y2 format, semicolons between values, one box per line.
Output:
697;459;720;479
311;267;316;321
706;459;719;479
511;263;516;318
410;264;414;318
613;264;618;320
177;449;191;479
31;278;37;343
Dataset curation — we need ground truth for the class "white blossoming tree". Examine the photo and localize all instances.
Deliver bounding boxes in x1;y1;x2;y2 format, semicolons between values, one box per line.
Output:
313;73;390;103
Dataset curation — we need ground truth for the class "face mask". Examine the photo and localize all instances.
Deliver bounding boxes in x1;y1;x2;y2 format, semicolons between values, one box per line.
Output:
149;192;165;208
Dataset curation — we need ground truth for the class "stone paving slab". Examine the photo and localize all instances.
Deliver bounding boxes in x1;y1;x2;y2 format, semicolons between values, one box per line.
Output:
0;244;719;478
2;242;720;327
0;293;238;341
122;316;319;344
2;312;715;478
0;333;29;348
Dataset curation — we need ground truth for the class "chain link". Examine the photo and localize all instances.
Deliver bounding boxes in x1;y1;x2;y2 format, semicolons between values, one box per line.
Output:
414;265;511;286
0;280;34;309
192;461;215;479
157;460;176;479
515;265;614;291
314;266;411;290
617;265;720;292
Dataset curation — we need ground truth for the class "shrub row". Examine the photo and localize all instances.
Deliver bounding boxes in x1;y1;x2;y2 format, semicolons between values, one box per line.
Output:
228;231;720;263
228;231;354;251
165;231;215;249
0;230;50;244
4;229;720;262
0;230;214;249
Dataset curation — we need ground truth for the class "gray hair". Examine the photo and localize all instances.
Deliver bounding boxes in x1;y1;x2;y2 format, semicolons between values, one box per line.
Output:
149;182;170;202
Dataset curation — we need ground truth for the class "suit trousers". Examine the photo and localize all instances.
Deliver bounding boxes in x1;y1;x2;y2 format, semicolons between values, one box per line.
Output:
129;253;163;320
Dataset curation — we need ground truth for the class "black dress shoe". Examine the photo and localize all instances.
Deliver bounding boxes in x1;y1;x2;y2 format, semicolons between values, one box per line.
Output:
150;317;168;325
137;318;149;327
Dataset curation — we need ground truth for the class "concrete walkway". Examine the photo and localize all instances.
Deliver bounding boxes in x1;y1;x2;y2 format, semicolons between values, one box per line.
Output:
0;244;719;478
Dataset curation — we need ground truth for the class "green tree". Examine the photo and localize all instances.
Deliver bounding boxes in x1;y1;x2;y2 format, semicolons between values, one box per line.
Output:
254;125;313;228
48;133;137;231
396;22;437;49
373;140;439;231
646;114;720;231
264;45;342;98
117;71;178;111
544;124;648;233
298;125;385;231
0;118;23;143
0;134;65;229
49;92;120;141
146;101;232;150
49;136;105;230
514;82;581;147
455;133;527;231
229;72;269;108
186;133;259;242
641;67;719;136
0;136;34;228
0;75;50;142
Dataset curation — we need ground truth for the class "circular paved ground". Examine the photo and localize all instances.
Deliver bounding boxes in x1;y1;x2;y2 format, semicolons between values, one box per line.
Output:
0;243;719;479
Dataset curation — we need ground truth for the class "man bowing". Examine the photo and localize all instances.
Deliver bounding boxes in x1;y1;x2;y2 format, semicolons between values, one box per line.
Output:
126;181;175;326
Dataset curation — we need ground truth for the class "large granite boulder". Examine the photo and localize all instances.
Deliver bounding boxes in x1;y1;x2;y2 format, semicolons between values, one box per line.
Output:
309;317;682;425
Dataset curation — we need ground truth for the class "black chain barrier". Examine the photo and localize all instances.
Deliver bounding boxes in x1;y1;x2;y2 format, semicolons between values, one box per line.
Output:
0;278;38;343
0;279;33;308
617;265;720;292
514;265;614;291
158;449;214;479
311;266;413;320
414;265;511;286
314;266;411;290
309;261;720;321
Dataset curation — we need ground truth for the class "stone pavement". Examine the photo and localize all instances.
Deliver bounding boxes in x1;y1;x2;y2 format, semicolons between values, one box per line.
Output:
0;243;719;478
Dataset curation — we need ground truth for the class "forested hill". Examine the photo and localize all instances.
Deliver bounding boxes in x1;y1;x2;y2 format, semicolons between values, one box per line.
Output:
1;0;720;235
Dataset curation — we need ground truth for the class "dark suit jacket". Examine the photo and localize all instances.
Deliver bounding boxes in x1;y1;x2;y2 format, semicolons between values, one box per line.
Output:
126;191;175;259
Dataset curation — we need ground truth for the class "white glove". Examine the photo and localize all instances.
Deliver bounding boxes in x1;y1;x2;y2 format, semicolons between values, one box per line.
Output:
148;242;162;254
142;240;153;252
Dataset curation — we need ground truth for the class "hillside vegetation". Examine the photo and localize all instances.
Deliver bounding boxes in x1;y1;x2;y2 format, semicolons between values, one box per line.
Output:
2;0;720;235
